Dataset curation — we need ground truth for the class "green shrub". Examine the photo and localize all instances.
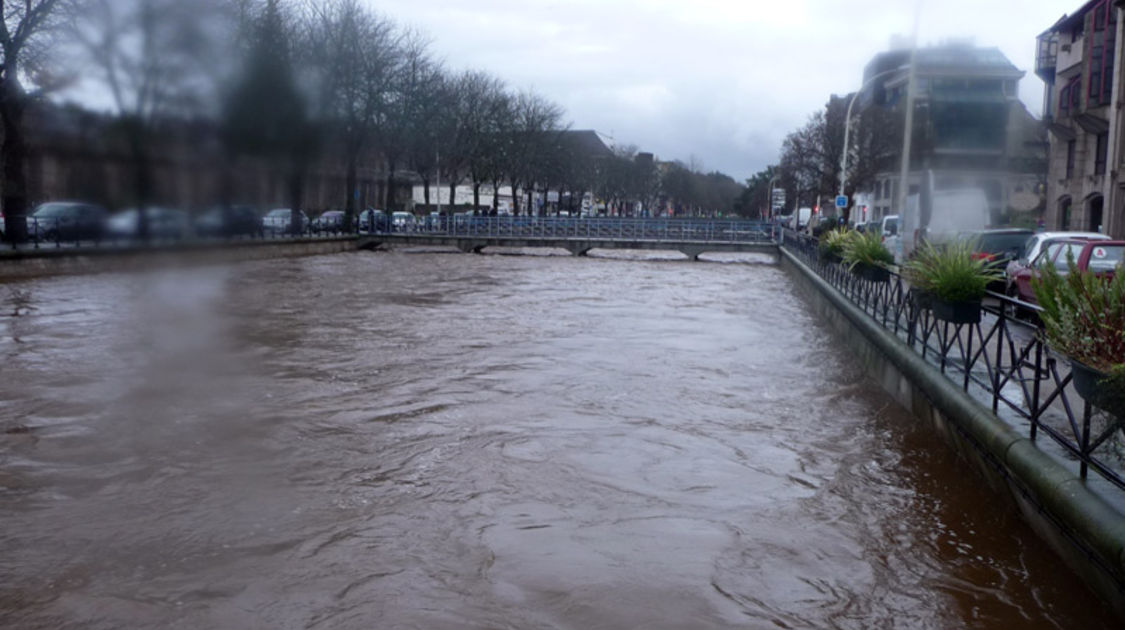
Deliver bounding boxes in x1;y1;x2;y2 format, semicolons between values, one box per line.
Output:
1033;250;1125;377
902;239;1003;303
841;230;894;271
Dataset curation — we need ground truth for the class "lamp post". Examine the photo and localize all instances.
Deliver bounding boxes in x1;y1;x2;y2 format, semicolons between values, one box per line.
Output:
838;65;909;207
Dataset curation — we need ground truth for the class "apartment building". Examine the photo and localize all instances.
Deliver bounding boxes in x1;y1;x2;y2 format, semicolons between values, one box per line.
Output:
1037;0;1125;237
857;42;1046;226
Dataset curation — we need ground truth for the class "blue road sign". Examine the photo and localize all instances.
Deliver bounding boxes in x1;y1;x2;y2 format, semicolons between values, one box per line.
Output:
835;195;848;208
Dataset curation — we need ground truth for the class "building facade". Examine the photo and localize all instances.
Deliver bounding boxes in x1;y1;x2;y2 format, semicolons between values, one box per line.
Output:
1038;0;1125;237
857;43;1047;228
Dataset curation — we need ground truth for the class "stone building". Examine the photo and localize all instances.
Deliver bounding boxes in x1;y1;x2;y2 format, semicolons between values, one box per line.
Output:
856;42;1047;227
1037;0;1125;237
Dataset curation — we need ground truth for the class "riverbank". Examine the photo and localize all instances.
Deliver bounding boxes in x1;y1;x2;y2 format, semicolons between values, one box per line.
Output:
778;246;1125;617
0;236;358;281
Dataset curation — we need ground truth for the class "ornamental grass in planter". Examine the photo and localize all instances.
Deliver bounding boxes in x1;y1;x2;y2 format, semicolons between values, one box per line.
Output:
902;239;1003;324
818;229;853;264
1033;252;1125;418
842;230;894;282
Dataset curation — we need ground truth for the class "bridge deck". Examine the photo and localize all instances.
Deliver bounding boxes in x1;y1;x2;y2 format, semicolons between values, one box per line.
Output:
357;217;779;259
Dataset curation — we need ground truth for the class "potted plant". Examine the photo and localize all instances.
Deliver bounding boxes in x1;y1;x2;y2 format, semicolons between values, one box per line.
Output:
818;228;853;264
1033;252;1125;418
842;230;895;282
902;239;1003;324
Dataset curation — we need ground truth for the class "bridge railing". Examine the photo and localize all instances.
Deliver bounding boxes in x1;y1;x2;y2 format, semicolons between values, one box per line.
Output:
779;229;1125;496
365;216;777;243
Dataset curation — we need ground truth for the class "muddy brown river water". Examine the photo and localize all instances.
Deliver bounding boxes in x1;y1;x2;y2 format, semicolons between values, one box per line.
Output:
0;250;1119;629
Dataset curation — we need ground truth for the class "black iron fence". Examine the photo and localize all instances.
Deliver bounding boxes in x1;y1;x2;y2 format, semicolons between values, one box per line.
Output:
780;229;1125;494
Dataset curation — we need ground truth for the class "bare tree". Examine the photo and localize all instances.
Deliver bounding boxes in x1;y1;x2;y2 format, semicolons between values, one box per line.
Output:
504;90;563;215
377;30;438;212
304;0;397;225
440;70;505;213
77;0;225;238
1;0;72;242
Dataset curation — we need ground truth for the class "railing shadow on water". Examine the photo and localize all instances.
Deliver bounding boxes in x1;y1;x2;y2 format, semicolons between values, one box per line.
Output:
779;229;1125;495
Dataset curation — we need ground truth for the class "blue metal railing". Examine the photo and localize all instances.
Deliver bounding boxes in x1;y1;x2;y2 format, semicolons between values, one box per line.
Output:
366;216;777;243
780;229;1125;495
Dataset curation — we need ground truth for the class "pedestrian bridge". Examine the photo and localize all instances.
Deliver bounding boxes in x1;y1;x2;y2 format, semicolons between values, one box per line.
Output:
357;217;778;260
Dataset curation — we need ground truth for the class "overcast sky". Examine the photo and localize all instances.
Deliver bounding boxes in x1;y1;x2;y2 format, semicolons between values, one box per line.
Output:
366;0;1070;179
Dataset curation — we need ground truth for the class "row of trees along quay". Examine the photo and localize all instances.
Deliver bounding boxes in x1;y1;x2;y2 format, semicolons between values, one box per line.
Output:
0;0;757;245
745;93;901;224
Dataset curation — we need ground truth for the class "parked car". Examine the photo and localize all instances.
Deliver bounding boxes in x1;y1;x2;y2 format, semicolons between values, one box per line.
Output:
357;208;391;232
262;208;309;234
1004;231;1112;294
107;206;193;240
311;210;347;232
391;211;416;231
960;228;1034;290
1010;240;1124;308
28;201;108;241
194;205;262;238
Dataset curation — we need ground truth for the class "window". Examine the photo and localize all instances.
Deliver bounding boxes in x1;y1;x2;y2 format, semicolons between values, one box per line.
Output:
1067;140;1076;178
1088;0;1116;105
1061;84;1071;114
1096;133;1108;175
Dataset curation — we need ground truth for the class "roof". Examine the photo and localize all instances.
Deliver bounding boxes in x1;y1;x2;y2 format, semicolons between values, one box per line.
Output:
865;44;1024;83
1051;0;1103;34
559;130;614;159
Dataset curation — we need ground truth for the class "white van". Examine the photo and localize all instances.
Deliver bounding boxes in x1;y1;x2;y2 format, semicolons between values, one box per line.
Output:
788;207;812;230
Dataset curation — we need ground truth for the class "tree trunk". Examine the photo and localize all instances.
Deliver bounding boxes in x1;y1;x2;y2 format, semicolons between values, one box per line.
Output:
473;182;481;212
0;71;30;243
512;184;520;215
127;117;152;241
448;180;456;214
490;180;500;213
288;156;305;236
345;143;359;227
385;159;396;212
422;176;430;211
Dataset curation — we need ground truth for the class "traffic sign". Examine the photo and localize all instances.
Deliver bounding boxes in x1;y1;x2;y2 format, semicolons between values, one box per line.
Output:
835;195;848;209
771;188;786;210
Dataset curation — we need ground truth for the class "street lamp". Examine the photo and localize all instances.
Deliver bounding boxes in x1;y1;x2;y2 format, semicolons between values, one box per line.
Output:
837;65;909;207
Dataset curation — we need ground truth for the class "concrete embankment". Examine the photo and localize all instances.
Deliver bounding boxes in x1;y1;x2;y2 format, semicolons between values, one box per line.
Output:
0;237;358;280
779;247;1125;617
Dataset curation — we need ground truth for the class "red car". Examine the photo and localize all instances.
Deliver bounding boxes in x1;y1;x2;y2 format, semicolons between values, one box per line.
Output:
1011;240;1124;307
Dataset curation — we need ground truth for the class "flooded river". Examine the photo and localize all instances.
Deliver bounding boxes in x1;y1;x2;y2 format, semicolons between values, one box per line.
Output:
0;251;1119;628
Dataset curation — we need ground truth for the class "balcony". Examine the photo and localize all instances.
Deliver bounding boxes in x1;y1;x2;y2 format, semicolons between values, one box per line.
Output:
1036;33;1058;81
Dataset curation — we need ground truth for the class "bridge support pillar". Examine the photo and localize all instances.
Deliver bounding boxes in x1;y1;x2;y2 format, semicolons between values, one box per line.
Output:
456;240;487;254
563;242;592;257
679;247;704;261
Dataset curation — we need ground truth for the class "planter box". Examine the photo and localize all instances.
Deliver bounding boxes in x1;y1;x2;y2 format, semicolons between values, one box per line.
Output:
909;288;933;311
932;298;981;325
1070;360;1125;419
853;263;890;283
